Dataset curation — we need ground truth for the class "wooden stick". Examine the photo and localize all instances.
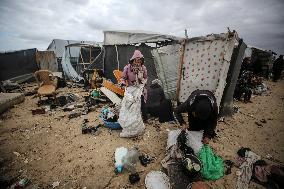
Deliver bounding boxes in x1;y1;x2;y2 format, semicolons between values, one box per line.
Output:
176;39;186;101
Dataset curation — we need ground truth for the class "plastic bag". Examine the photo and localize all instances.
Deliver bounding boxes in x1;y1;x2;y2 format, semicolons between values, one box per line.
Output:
167;129;203;154
118;85;145;137
198;145;224;180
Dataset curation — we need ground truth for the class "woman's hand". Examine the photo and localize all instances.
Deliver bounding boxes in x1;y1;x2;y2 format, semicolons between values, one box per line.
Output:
202;137;210;144
181;123;188;131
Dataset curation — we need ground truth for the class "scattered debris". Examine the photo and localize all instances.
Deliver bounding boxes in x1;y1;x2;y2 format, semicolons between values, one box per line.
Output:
13;152;21;157
218;117;225;122
82;119;102;135
129;172;140;184
52;181;60;188
10;178;30;189
31;108;46;115
260;118;267;123
139;154;152;167
224;160;234;175
68;110;82;119
24;158;28;164
233;105;240;113
254;122;263;127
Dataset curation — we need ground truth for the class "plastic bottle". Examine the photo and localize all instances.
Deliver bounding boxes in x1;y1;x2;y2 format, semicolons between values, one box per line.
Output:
122;147;139;174
114;147;128;173
11;178;30;189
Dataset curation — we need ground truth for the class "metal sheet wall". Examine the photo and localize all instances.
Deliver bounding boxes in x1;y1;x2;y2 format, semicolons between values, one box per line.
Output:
0;48;38;81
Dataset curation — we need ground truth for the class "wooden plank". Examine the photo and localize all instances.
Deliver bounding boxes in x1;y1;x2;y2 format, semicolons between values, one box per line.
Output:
100;87;122;105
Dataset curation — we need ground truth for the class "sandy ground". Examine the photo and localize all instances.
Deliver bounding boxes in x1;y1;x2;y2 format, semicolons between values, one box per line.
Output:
0;80;283;189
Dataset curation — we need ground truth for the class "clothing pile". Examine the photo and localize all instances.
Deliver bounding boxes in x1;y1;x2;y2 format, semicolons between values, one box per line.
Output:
162;129;224;189
236;147;284;189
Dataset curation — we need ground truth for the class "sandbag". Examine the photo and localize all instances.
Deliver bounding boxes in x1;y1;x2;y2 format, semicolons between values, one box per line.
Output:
198;145;224;180
118;85;145;137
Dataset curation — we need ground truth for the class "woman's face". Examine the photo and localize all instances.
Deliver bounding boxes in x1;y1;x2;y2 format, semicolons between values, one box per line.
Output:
133;58;142;66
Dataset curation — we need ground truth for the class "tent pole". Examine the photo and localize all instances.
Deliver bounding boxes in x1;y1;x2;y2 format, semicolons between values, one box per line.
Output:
115;45;120;70
176;39;186;102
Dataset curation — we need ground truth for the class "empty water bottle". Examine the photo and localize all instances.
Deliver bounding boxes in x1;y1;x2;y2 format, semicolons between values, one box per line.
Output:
114;147;128;173
122;147;139;174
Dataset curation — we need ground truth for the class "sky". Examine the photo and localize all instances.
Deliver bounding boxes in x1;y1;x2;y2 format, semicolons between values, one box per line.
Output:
0;0;284;54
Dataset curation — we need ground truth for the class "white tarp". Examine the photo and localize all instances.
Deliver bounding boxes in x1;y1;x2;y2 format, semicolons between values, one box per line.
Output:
61;48;84;82
47;39;102;58
152;43;181;99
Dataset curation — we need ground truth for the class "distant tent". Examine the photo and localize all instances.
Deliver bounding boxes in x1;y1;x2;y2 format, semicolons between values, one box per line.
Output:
61;43;102;82
245;46;275;78
47;39;102;76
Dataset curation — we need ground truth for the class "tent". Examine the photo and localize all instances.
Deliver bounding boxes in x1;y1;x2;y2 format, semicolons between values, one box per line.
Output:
61;43;102;82
88;30;182;86
152;31;245;115
47;39;102;72
245;46;275;78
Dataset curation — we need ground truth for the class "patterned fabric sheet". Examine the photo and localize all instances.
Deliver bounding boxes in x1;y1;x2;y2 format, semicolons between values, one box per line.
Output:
179;34;236;109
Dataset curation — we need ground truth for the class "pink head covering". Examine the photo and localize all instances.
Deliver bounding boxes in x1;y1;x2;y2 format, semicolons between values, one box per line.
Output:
130;50;144;60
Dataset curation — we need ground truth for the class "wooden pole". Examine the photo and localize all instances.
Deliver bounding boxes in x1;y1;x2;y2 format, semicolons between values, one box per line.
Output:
176;39;186;102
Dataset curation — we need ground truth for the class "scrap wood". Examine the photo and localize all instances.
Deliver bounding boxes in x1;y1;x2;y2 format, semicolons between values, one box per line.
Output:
100;87;122;105
102;80;124;96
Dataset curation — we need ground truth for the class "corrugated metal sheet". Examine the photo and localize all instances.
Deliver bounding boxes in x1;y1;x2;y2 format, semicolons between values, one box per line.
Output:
152;43;181;100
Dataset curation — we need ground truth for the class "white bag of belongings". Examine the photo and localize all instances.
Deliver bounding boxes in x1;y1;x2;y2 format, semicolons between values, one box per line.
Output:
145;171;171;189
118;85;145;137
167;129;204;155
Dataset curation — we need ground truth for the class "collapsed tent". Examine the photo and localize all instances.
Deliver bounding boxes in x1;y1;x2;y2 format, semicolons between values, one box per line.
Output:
0;48;38;81
47;39;102;72
61;43;102;82
88;30;245;114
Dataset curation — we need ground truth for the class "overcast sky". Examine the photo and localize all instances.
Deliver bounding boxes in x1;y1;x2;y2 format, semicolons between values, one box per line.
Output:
0;0;284;54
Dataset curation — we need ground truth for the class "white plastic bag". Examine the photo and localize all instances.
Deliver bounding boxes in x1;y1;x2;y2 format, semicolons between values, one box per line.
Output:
145;171;171;189
167;129;203;154
118;85;145;137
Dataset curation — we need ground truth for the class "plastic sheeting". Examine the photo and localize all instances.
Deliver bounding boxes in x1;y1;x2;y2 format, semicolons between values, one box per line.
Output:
61;48;84;82
104;30;182;45
152;44;180;99
178;32;237;108
47;39;101;58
